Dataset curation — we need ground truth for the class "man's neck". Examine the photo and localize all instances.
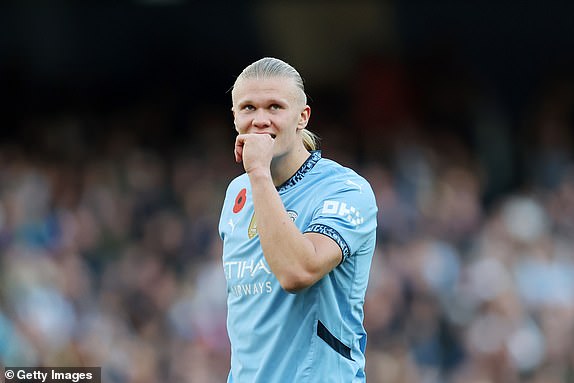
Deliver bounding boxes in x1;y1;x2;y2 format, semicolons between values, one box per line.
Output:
270;147;311;187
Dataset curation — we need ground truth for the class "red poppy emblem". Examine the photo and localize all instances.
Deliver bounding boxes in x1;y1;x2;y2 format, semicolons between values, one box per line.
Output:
233;188;247;213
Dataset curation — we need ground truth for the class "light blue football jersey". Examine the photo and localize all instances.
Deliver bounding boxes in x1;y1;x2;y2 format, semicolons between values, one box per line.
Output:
219;151;378;383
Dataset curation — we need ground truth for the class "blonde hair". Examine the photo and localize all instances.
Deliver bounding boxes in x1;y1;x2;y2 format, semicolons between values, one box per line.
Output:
233;57;319;151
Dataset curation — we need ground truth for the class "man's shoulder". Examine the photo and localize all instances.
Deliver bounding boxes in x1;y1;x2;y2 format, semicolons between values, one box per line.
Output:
222;173;250;206
316;158;373;191
226;173;249;190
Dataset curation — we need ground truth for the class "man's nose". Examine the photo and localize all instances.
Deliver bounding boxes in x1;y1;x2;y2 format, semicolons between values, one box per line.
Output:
252;110;271;127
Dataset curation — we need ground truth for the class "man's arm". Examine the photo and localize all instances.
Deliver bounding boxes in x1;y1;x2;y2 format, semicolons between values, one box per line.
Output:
235;133;342;293
248;168;342;293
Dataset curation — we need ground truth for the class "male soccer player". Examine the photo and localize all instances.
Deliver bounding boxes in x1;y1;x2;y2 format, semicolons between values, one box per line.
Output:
219;57;378;382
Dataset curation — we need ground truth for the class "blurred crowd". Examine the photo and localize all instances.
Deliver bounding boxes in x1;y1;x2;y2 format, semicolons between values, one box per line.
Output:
1;57;573;383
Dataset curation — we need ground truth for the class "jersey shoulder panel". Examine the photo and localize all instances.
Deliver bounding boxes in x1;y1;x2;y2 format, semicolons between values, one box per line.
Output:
312;158;376;201
219;173;250;238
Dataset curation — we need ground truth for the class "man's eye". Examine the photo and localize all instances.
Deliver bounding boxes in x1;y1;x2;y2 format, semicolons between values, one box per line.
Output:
243;105;255;111
270;104;281;110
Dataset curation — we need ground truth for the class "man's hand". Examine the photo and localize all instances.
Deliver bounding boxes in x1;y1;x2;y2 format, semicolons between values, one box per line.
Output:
235;133;275;174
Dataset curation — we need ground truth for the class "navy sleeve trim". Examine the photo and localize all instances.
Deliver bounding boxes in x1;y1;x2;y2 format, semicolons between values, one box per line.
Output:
317;320;354;361
305;224;351;262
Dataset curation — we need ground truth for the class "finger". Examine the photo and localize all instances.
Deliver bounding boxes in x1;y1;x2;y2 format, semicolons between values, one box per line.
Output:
235;145;243;163
234;135;245;163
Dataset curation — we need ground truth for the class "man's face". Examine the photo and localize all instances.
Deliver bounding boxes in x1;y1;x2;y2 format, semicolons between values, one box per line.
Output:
232;77;310;159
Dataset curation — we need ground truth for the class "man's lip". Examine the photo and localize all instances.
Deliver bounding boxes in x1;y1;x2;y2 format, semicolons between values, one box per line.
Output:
255;132;276;139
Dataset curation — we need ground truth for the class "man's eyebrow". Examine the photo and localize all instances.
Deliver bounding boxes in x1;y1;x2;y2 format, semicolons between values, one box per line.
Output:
257;97;290;107
237;98;288;106
236;99;253;106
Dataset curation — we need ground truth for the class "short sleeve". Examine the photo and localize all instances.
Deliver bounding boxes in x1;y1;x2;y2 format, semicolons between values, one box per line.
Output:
304;179;377;262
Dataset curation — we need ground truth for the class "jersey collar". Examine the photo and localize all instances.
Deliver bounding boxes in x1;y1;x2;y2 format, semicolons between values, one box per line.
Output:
276;150;321;193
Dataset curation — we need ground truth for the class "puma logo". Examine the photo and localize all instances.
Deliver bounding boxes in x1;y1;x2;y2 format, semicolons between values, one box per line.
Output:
345;179;363;193
228;218;236;233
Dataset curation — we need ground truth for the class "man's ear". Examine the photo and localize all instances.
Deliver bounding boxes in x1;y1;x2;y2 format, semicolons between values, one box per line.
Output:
297;105;311;131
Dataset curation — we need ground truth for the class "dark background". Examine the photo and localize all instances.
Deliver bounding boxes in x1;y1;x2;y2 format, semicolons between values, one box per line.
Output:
2;1;574;198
